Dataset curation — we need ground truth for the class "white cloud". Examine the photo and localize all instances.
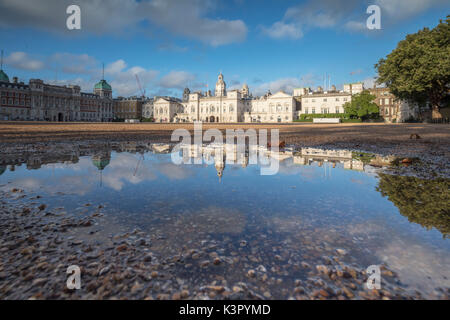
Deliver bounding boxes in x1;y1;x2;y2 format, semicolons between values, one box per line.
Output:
0;0;247;46
49;53;97;75
344;21;367;32
261;0;448;38
261;22;303;40
375;0;448;20
159;71;196;89
253;77;302;96
105;60;127;75
4;52;45;71
109;64;159;97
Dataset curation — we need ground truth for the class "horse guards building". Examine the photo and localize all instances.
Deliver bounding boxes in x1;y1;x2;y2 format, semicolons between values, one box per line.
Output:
152;73;416;123
0;59;415;123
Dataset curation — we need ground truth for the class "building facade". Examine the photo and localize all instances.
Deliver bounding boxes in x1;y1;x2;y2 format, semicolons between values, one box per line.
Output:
158;73;296;123
0;68;113;122
298;89;351;115
113;96;145;120
142;98;154;119
154;97;183;123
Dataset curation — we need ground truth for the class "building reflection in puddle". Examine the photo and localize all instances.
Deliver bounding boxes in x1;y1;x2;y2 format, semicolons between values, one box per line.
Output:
0;141;448;239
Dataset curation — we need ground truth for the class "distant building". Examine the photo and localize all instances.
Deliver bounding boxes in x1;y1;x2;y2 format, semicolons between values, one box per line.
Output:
154;97;183;123
367;87;419;123
294;84;358;115
368;87;400;122
113;96;145;120
0;68;113;122
167;74;296;123
142;98;154;119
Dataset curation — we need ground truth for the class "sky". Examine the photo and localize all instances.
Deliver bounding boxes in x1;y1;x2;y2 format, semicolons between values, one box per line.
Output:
0;0;448;98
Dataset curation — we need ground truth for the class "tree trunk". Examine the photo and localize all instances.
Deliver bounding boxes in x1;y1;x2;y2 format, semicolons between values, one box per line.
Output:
431;104;442;119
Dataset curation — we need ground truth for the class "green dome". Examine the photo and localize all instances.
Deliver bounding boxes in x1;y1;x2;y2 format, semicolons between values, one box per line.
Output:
92;158;110;171
94;79;112;91
0;69;9;82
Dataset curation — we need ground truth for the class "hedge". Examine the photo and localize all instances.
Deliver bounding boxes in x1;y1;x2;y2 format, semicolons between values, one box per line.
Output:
299;113;349;120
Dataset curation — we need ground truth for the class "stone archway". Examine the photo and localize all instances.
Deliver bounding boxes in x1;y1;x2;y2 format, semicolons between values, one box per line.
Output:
210;116;215;123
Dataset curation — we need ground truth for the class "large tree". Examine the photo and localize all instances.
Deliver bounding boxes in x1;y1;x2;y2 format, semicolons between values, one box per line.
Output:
343;90;379;120
375;16;450;119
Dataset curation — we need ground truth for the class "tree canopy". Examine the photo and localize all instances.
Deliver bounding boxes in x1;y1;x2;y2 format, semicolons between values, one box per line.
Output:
375;16;450;118
377;173;450;238
343;90;379;120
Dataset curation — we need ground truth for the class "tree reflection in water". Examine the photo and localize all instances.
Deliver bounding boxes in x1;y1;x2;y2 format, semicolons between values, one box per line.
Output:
377;173;450;238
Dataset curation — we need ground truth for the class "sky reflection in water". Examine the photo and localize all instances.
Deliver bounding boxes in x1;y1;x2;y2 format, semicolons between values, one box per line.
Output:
0;148;449;294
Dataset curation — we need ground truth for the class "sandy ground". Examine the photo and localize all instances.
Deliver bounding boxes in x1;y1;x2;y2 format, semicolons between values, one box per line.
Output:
0;122;448;143
0;121;448;153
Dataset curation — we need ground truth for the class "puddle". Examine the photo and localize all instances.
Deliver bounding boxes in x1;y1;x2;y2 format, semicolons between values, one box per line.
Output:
0;141;448;299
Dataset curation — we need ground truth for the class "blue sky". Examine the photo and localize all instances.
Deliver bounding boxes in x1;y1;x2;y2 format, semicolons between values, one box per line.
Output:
0;0;448;97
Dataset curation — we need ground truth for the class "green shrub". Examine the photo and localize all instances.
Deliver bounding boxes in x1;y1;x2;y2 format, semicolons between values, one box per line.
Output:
342;119;362;123
299;113;348;120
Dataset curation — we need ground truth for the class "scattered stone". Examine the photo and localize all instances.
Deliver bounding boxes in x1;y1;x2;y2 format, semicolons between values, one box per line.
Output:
116;244;128;252
316;265;330;276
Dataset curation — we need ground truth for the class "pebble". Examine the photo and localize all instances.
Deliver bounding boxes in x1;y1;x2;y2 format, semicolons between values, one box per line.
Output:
316;265;330;276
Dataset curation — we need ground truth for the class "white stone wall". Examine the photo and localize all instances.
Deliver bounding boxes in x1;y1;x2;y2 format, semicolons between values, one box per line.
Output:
154;98;183;123
142;101;154;119
301;93;351;115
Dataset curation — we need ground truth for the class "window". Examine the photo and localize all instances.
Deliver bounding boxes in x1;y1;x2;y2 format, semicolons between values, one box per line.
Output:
323;98;327;102
336;98;339;102
312;108;316;114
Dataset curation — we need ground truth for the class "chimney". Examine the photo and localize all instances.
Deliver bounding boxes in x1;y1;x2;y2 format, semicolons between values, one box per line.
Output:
13;77;18;83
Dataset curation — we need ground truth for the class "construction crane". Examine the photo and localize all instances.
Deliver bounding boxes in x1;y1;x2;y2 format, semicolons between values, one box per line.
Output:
135;74;146;98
